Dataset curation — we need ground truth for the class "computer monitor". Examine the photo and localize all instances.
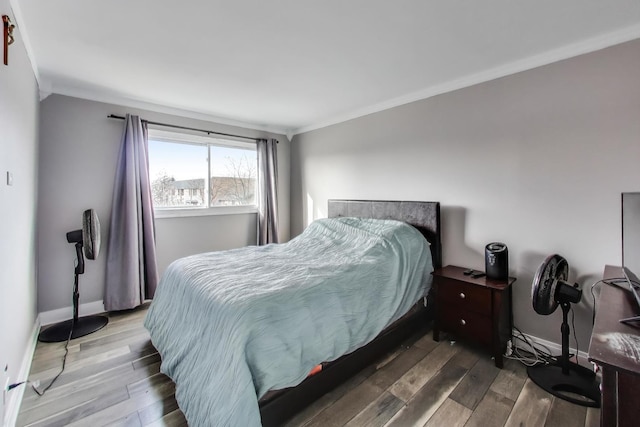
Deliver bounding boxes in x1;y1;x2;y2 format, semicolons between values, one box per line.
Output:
619;266;640;325
623;193;640;277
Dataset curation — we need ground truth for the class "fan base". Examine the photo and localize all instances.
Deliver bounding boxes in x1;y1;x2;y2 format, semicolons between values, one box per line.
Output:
38;315;109;343
527;362;600;407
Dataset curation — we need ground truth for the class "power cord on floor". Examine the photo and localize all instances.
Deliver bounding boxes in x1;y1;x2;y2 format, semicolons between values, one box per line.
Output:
30;263;80;396
506;326;556;367
507;277;633;370
32;320;74;396
7;321;74;398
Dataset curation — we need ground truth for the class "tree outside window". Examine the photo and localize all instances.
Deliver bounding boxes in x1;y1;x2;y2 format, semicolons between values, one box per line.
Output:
148;134;257;210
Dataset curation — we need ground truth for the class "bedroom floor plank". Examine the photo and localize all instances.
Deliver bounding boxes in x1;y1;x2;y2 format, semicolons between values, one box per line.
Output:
384;359;468;426
367;341;438;390
503;378;553;427
343;391;404;427
29;335;153;379
63;372;175;427
304;380;385;427
20;385;130;427
29;344;132;378
543;397;587;427
284;326;431;427
18;305;600;427
388;340;460;402
489;357;528;401
412;332;440;351
463;389;515;427
144;409;188;427
137;394;180;425
31;308;148;363
282;363;378;427
449;355;500;410
20;362;134;407
28;340;156;393
447;342;481;370
423;397;472;427
584;407;600;427
104;412;142;427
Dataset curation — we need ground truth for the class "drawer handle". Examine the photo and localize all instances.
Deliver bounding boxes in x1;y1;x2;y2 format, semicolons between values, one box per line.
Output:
460;319;466;326
459;292;466;299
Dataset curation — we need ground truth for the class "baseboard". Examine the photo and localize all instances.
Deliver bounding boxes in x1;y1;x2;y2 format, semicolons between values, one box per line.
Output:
4;301;107;426
4;316;40;427
512;331;591;368
39;301;105;326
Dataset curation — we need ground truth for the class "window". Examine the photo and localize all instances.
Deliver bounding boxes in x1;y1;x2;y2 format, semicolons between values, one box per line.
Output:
148;129;257;216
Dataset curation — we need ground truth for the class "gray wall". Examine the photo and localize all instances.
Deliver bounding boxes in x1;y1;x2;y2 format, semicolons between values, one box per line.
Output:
155;213;257;275
291;39;640;349
38;94;290;313
0;0;39;412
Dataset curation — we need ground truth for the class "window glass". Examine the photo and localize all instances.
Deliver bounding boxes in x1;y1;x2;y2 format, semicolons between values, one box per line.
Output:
210;146;256;206
148;133;257;211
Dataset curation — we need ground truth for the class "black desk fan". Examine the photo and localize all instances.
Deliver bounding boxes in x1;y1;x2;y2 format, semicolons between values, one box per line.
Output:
38;209;109;342
527;254;600;407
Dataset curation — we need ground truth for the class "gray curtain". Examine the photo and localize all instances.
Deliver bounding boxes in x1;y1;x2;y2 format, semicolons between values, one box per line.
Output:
105;114;159;311
257;138;279;245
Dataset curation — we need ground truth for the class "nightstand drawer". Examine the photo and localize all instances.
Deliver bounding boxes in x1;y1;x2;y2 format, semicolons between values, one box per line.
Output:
433;265;515;368
437;277;491;316
440;308;492;347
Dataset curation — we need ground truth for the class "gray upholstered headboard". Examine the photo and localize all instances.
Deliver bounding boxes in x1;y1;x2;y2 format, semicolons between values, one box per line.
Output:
327;199;442;269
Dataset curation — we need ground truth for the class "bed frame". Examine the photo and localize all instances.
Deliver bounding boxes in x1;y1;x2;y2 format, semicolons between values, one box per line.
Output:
259;200;442;426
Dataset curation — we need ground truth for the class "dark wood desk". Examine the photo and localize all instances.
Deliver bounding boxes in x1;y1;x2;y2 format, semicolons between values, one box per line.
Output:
588;265;640;427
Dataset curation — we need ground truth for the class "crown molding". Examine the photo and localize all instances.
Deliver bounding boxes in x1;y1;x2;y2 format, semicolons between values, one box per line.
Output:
9;0;41;87
293;23;640;136
14;1;639;141
38;76;52;101
11;0;290;137
46;83;292;137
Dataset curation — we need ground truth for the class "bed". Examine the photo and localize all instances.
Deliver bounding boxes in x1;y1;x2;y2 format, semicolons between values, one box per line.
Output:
144;200;442;426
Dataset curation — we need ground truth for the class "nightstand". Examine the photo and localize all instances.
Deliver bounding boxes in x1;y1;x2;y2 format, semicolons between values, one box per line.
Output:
432;265;515;368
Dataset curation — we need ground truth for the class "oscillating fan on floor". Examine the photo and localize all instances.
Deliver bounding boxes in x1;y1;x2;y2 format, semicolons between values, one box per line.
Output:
527;254;600;407
38;209;109;342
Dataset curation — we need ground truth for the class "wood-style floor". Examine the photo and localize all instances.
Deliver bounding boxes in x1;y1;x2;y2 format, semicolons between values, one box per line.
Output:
18;305;600;427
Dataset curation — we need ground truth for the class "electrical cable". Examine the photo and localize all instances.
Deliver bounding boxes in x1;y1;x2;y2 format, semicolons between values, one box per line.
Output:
604;277;630;290
507;345;547;366
32;320;73;396
507;326;556;367
513;325;554;358
506;345;543;366
32;264;77;397
570;306;579;364
591;278;628;324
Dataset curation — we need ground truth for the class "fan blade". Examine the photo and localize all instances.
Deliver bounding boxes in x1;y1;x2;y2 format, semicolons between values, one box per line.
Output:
82;209;101;260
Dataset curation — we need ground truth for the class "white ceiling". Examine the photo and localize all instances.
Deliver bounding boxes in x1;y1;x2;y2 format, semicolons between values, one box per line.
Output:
14;0;640;135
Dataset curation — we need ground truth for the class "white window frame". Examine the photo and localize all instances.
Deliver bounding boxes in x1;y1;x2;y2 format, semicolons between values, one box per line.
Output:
148;128;258;219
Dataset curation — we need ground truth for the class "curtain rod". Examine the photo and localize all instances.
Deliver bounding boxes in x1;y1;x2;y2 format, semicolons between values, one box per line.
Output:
107;114;267;142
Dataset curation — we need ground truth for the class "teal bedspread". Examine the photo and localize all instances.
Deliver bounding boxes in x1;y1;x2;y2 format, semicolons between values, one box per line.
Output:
144;217;433;426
